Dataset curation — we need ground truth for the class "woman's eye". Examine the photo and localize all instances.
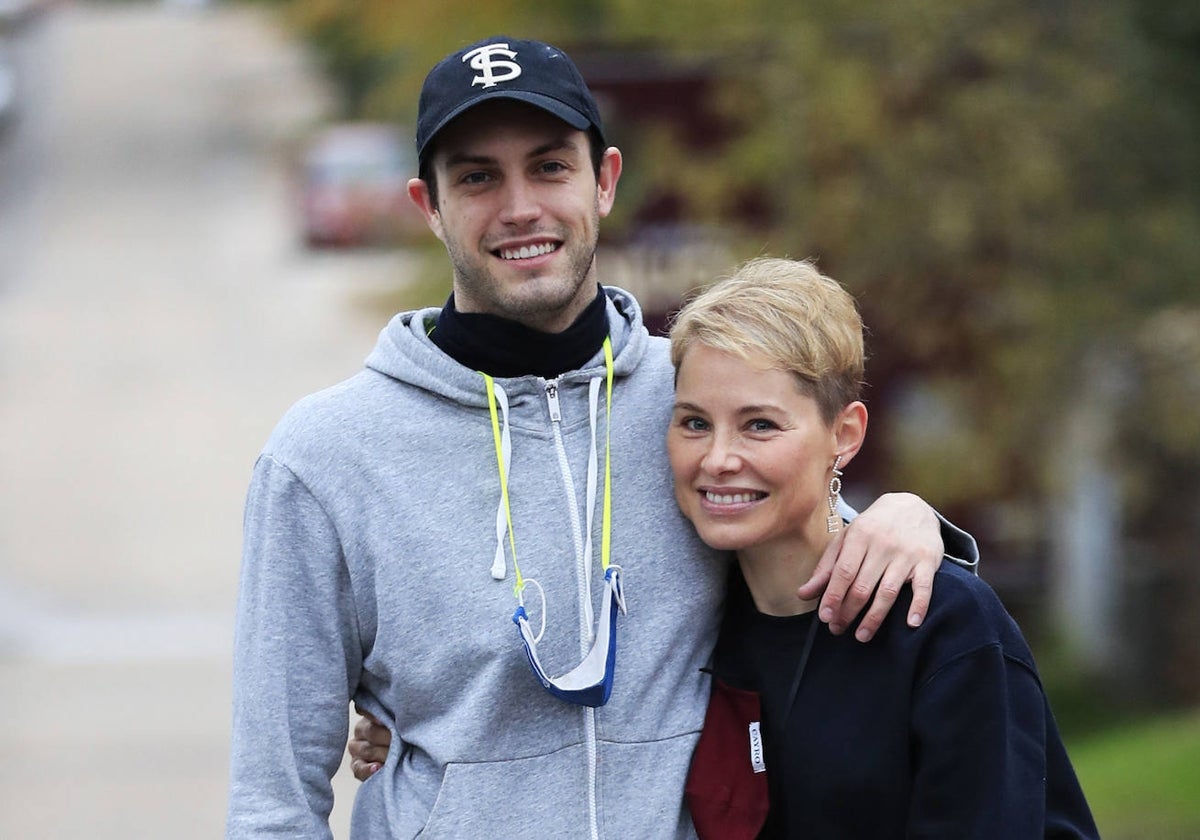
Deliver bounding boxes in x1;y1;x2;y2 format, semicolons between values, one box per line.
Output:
748;419;778;432
682;417;709;432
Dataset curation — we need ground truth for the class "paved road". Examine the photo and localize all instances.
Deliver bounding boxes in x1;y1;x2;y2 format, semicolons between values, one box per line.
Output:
0;3;415;835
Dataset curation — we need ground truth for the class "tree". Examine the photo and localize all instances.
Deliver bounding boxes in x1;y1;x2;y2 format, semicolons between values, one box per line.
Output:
270;0;1200;702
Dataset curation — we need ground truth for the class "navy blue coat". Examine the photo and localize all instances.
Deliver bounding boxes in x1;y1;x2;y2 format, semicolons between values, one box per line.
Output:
687;562;1099;839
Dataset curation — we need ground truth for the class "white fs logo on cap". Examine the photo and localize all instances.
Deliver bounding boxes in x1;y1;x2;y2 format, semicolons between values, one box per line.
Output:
463;44;522;89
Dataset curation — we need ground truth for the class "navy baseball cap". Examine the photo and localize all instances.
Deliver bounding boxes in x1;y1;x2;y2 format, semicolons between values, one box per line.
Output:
416;37;606;167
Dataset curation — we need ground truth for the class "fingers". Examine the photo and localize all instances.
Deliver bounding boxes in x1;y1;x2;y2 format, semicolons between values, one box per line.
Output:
348;704;392;782
349;735;390;764
352;710;392;748
361;726;392;755
353;713;381;740
852;567;905;642
906;557;936;629
856;552;936;641
816;527;876;635
352;702;381;727
796;530;841;601
351;757;382;782
348;727;389;781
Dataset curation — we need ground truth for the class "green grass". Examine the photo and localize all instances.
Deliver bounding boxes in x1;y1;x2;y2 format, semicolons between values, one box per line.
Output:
1066;709;1200;840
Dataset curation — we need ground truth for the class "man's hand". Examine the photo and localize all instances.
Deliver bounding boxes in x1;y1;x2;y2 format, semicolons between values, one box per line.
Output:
348;703;392;781
797;492;943;642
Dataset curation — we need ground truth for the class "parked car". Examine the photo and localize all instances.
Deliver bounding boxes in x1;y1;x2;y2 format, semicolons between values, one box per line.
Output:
298;122;427;248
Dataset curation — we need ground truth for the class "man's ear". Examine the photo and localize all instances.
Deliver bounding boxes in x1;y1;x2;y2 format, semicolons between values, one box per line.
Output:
832;401;868;469
596;147;622;219
407;178;444;241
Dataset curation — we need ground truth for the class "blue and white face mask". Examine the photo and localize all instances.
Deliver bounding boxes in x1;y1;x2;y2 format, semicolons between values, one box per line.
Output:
514;566;626;707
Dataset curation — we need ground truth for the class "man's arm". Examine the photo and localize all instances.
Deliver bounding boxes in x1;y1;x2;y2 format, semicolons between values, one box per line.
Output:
227;455;362;836
797;492;980;642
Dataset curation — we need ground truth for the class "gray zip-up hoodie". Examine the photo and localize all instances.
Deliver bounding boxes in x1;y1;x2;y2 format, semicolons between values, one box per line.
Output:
228;288;726;838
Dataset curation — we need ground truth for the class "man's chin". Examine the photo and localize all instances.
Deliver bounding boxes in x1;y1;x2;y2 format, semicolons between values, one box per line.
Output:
504;285;593;331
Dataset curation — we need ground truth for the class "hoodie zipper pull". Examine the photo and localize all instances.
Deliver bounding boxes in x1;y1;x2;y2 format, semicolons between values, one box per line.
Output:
545;380;561;422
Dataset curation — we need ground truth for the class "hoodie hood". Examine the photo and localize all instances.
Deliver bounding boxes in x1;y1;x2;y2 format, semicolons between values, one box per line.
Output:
364;286;650;407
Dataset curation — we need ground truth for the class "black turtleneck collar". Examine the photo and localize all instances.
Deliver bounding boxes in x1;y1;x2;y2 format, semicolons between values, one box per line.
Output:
430;285;609;378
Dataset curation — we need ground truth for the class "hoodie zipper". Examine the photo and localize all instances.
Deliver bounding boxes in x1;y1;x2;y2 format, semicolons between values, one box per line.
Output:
543;377;602;840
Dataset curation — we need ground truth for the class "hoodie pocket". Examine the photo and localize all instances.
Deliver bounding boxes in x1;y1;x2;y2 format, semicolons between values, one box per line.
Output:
597;733;701;839
418;745;590;839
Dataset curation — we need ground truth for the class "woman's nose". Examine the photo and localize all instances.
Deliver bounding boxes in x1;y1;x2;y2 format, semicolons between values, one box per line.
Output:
700;435;741;475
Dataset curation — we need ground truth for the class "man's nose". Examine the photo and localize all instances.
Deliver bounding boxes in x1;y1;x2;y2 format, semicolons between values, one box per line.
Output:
498;178;541;225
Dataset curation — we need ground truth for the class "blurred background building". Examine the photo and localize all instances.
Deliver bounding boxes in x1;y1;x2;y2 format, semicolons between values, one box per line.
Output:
1;0;1197;837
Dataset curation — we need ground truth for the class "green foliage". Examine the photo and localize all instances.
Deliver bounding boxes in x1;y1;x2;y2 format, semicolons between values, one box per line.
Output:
1068;710;1200;840
275;0;598;118
690;1;1200;513
271;0;1200;498
273;0;1200;701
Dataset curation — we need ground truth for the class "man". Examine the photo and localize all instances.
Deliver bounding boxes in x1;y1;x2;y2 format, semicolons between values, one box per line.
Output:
227;37;976;838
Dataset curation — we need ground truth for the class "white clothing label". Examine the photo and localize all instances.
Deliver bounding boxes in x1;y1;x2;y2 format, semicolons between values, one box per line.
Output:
748;720;766;774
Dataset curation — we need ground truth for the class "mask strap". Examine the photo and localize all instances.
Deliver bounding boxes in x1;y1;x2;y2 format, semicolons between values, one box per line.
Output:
601;337;614;573
483;375;523;597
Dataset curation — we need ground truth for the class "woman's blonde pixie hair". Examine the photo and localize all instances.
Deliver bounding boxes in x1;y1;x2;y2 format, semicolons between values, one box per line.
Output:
669;257;865;424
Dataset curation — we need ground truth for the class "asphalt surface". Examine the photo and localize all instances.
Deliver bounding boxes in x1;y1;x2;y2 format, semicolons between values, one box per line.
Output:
0;3;413;835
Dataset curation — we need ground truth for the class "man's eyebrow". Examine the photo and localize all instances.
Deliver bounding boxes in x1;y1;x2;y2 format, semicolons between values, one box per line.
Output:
528;136;580;158
442;151;495;170
442;135;581;170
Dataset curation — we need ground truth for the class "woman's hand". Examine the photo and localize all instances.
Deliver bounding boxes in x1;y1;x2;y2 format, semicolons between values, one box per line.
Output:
348;703;392;781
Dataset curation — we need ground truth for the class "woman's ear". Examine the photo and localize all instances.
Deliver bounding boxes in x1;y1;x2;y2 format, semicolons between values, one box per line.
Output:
832;401;868;469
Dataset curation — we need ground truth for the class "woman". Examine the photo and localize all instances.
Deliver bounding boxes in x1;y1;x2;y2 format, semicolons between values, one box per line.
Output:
672;257;1097;839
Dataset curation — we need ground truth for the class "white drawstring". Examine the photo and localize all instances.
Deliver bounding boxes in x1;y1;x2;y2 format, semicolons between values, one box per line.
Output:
490;377;605;626
489;381;512;581
523;578;547;644
580;376;602;637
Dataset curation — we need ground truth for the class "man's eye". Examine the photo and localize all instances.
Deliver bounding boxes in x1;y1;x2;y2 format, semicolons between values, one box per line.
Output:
538;161;567;174
460;171;491;185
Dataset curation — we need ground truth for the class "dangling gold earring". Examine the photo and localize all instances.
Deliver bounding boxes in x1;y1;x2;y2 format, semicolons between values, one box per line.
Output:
826;455;844;533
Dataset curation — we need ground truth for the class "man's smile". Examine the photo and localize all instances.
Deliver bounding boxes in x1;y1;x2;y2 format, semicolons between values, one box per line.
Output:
497;241;560;261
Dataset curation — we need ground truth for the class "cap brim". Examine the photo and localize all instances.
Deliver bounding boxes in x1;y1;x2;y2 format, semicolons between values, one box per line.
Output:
419;90;593;162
